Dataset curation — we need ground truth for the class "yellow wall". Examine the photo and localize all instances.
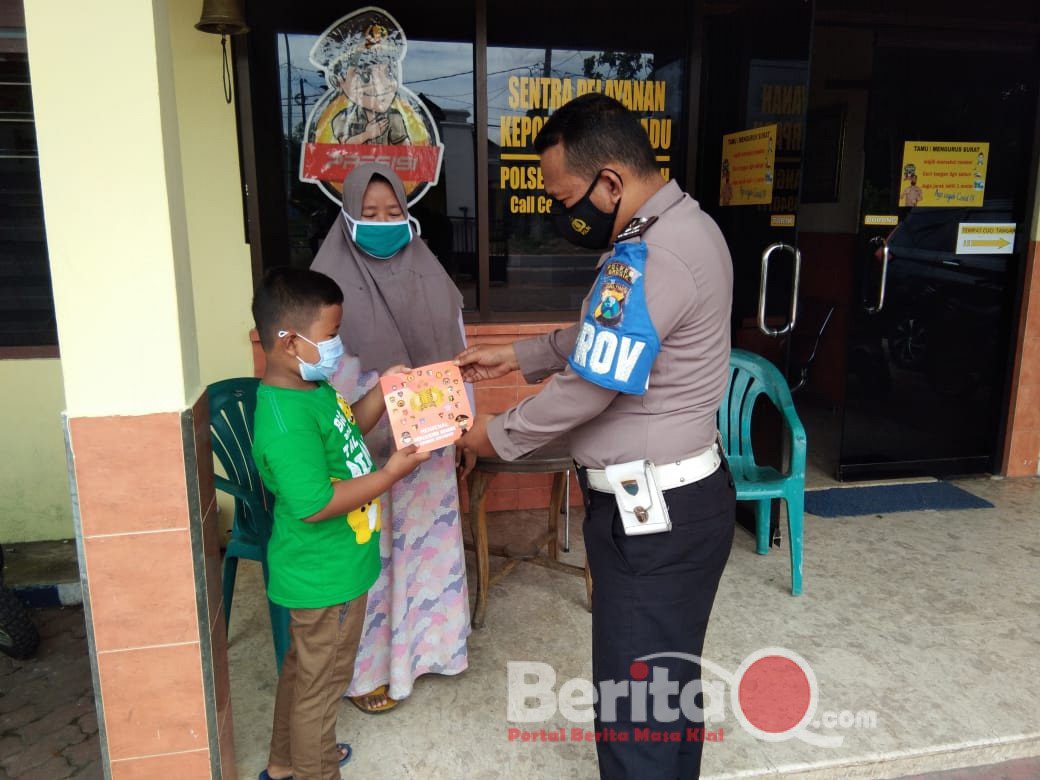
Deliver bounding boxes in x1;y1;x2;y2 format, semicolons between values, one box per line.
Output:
167;0;255;387
0;360;70;541
25;0;199;418
166;1;255;530
3;1;254;542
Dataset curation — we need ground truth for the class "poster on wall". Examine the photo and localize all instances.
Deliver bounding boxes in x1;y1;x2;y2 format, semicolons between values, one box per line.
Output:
898;141;989;208
299;7;444;206
719;124;777;206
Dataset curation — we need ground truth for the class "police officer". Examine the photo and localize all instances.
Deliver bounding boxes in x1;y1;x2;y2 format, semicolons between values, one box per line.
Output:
456;93;735;780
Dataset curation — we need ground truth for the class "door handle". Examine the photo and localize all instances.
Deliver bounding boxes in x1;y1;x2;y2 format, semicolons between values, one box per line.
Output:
866;238;889;314
758;242;802;337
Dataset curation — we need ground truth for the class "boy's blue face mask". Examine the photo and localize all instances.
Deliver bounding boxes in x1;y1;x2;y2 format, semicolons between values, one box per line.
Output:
278;330;344;382
343;211;418;259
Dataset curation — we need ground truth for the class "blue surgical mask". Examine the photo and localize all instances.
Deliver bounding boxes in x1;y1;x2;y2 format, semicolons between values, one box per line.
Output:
342;211;419;259
278;330;344;382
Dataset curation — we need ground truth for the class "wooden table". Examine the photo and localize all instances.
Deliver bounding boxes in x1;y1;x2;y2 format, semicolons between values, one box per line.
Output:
465;441;592;629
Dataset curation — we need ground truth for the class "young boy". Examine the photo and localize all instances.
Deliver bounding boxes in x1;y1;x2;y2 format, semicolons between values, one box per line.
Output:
251;267;429;780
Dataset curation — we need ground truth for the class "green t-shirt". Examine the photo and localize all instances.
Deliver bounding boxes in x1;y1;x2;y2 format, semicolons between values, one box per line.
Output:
252;381;381;609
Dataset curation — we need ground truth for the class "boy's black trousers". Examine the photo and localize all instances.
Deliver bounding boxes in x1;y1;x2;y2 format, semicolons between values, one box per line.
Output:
579;459;736;780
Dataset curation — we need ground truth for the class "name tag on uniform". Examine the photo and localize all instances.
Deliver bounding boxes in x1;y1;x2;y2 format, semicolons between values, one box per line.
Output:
569;241;660;395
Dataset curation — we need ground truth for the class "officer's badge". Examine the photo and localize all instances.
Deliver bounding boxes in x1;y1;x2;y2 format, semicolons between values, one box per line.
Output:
594;282;629;327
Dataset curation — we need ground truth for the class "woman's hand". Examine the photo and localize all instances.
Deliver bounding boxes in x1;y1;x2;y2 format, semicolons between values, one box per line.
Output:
382;364;410;377
453;344;519;383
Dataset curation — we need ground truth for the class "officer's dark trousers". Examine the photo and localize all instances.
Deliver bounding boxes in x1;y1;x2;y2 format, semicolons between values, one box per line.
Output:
579;462;735;780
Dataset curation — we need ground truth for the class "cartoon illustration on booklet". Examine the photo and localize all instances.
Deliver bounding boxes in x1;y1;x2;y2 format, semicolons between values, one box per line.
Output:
380;361;473;452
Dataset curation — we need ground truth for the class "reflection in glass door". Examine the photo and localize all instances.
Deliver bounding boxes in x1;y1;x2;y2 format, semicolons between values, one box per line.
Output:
486;1;689;314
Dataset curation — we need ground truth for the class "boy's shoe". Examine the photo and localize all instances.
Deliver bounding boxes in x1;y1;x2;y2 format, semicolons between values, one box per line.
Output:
337;743;352;766
258;743;353;779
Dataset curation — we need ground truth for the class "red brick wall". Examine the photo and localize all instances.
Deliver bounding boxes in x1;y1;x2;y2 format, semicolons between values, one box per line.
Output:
1002;240;1040;476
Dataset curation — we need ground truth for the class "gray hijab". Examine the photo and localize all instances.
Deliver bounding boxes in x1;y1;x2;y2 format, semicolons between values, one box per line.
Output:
311;163;465;374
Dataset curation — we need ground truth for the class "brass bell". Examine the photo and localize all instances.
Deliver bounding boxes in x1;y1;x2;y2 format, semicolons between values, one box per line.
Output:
195;0;249;36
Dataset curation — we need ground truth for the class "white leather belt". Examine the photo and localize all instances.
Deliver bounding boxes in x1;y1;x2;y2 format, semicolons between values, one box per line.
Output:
584;444;722;494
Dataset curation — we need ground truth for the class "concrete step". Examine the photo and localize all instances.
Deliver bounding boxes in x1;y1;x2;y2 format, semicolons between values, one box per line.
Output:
2;541;82;607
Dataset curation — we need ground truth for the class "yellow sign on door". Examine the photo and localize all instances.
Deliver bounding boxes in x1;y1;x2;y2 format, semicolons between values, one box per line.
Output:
720;124;777;206
898;141;989;208
955;223;1015;255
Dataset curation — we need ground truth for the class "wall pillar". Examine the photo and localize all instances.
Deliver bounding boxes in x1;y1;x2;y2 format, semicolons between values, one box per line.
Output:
24;1;234;776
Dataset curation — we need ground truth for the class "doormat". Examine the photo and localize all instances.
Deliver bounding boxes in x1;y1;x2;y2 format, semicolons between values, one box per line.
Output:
804;481;993;518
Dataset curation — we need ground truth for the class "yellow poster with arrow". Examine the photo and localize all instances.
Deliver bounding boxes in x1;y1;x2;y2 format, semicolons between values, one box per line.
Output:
955;223;1015;255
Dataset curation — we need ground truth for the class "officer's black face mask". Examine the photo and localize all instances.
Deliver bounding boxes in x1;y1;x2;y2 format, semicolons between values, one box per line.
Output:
550;169;622;250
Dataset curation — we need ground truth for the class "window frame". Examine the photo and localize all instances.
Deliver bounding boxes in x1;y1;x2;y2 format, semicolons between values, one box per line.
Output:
0;1;59;358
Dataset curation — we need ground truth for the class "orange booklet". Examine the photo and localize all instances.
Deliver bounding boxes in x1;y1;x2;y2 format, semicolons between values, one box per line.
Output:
380;361;473;452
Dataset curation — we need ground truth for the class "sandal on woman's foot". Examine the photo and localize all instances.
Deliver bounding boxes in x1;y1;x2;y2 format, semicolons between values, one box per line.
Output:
348;684;398;714
258;742;351;779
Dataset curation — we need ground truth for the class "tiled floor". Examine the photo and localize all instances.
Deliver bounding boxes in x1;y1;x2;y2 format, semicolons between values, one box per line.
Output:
226;475;1040;779
2;473;1038;778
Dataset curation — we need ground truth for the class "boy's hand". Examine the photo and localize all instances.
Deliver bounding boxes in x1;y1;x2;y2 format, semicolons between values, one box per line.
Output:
356;368;411;434
384;445;432;480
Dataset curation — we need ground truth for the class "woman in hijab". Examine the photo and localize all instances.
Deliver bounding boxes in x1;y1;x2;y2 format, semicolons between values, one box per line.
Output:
311;163;471;713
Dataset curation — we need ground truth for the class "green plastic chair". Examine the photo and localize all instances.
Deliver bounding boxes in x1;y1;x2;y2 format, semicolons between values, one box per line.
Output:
717;350;807;595
208;378;290;671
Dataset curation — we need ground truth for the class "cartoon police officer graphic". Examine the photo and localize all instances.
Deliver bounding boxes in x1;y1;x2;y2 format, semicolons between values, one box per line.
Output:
328;22;409;147
300;7;444;206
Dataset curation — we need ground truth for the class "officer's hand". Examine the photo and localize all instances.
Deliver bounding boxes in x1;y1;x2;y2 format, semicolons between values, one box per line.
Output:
454;344;519;383
457;413;499;461
455;444;479;481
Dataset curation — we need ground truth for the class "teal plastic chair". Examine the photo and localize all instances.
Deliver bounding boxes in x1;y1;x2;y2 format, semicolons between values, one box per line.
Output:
717;350;807;595
208;378;290;671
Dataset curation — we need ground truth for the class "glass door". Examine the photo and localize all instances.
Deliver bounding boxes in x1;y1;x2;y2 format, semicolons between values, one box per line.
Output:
838;34;1038;480
697;0;814;544
697;0;814;375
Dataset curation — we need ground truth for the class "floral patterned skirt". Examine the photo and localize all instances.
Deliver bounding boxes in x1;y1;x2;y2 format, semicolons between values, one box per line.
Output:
333;357;471;699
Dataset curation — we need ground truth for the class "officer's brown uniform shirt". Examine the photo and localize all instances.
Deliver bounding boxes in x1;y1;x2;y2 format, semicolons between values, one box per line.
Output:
486;180;734;469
